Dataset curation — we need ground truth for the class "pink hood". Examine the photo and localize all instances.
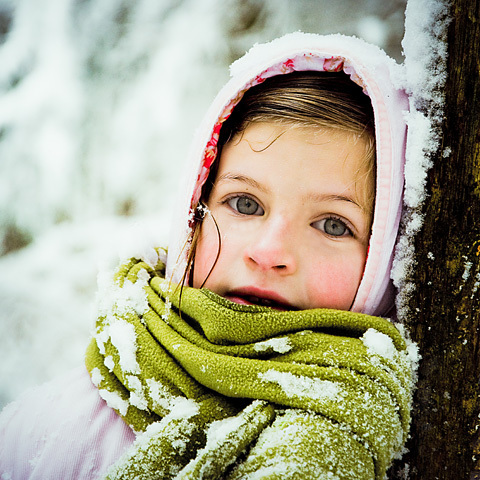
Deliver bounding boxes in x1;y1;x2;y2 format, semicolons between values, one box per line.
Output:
166;32;407;317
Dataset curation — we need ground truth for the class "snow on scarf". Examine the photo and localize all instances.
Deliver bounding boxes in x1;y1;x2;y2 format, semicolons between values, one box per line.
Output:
85;252;415;480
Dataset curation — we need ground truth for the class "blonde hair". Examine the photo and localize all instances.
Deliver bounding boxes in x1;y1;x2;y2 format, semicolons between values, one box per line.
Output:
186;71;376;286
220;72;374;139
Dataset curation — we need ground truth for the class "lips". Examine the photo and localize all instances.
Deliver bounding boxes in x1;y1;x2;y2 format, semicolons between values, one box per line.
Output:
225;287;297;311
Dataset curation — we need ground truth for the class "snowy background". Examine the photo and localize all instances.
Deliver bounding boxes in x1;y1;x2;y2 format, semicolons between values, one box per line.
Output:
0;0;408;409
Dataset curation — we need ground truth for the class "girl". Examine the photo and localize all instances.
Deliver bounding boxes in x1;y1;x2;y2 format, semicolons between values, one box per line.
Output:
0;32;413;479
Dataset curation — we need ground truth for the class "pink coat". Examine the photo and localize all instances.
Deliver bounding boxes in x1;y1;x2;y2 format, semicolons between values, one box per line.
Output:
0;32;408;479
0;367;134;479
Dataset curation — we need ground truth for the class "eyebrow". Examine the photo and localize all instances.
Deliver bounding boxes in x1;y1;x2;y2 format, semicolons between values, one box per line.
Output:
305;192;364;210
215;173;269;194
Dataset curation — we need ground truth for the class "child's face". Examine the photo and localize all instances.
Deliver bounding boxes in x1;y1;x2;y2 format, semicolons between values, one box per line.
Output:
192;122;373;311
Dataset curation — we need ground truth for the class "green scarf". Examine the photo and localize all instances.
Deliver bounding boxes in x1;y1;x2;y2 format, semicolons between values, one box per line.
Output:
85;252;415;480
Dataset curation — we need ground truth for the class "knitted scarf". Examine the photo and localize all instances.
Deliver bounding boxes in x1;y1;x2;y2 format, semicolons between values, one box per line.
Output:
85;252;415;480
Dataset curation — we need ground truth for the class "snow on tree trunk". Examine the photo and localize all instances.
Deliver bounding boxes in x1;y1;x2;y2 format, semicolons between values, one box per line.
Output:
391;0;480;478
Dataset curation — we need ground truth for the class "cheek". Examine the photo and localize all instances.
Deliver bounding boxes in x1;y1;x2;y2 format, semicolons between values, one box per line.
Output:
192;220;220;288
306;253;366;310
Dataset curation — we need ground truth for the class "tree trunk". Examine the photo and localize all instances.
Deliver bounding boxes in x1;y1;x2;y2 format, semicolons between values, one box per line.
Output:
390;0;480;478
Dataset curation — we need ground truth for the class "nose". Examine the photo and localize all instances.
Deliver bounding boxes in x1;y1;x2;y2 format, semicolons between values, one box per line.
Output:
243;216;297;274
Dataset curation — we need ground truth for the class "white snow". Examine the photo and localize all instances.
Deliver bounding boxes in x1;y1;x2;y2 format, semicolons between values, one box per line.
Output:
259;370;344;402
254;337;292;354
162;298;172;323
146;378;199;419
93;256;154;376
402;0;450;114
204;412;247;447
402;111;434;209
394;323;421;375
98;388;129;416
104;355;115;372
472;273;480;298
361;328;396;361
90;367;103;387
105;320;141;374
462;258;473;282
125;374;148;411
96;269;150;321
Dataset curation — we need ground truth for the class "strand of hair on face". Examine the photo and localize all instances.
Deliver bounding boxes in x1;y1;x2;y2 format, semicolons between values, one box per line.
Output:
177;205;222;314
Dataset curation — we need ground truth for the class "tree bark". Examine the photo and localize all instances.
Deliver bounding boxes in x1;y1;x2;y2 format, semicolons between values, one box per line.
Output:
390;0;480;478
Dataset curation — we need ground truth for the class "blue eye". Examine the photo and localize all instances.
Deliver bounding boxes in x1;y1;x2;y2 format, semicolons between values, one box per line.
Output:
227;196;264;215
313;217;351;237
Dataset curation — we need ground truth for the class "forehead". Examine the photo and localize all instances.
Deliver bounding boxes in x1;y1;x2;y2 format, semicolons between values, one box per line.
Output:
221;122;370;175
216;122;374;208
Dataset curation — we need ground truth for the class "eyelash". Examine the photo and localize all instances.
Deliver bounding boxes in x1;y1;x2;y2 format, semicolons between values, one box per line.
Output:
221;195;354;238
312;216;354;238
222;194;264;216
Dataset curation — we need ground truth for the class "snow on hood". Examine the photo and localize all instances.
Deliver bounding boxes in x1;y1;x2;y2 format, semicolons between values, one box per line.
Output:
166;32;408;317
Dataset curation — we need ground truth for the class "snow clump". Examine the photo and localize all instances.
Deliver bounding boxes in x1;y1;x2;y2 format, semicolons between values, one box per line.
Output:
361;328;396;361
254;337;292;354
259;370;344;403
